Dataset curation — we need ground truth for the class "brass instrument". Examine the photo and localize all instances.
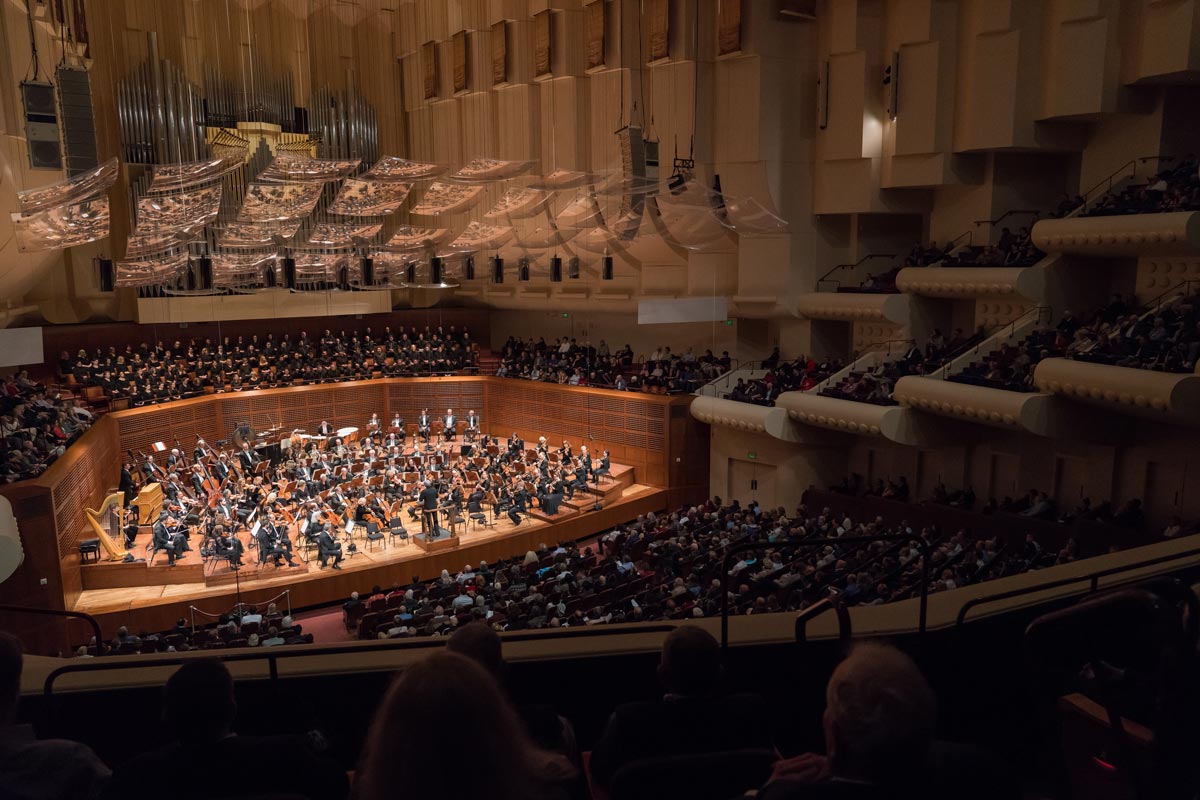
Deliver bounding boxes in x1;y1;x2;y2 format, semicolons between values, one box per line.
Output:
83;491;130;561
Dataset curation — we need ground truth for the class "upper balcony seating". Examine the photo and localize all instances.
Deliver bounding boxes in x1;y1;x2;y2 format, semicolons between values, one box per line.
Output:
1058;289;1200;374
1083;158;1200;218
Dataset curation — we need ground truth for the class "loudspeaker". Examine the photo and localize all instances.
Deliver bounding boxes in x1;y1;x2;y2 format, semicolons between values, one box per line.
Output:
492;256;504;283
56;65;99;176
602;256;614;281
550;256;562;282
405;264;416;284
430;256;444;284
465;256;475;280
264;264;278;288
568;257;580;279
338;265;350;290
519;257;530;281
197;256;213;290
96;257;114;292
21;81;62;169
361;256;374;285
281;257;296;289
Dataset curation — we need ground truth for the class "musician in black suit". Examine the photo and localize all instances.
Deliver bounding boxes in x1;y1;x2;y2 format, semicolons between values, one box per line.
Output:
508;433;524;457
316;526;343;570
418;480;440;535
193;438;208;462
443;408;457;441
417;409;432;441
215;528;244;568
123;511;140;548
166;448;184;471
143;455;165;482
238;442;259;473
152;514;186;566
211;454;231;483
120;463;137;505
592;450;611;483
317;420;334;436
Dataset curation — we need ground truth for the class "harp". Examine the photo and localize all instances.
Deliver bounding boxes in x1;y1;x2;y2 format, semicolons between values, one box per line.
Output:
83;491;129;561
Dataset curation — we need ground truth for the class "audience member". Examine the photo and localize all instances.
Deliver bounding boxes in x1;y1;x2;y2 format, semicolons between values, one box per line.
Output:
103;658;347;799
0;632;110;799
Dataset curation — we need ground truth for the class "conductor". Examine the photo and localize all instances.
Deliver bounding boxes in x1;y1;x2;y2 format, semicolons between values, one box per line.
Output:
418;479;440;536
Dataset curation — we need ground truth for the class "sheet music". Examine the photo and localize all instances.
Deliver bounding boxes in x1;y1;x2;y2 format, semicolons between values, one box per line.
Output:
344;519;355;534
251;521;262;536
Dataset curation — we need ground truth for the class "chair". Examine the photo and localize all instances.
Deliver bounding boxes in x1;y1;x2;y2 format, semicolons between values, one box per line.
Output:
365;522;386;551
607;749;775;800
78;538;100;563
389;517;409;546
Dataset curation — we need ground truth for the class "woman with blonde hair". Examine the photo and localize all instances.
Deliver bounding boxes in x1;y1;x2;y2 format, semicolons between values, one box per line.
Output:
357;651;574;800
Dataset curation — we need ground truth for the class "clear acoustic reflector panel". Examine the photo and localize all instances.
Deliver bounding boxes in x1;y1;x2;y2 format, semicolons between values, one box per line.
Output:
291;251;353;284
555;194;605;229
147;154;245;193
134;185;222;231
514;223;578;249
216;220;303;249
448;221;514;250
525;169;596;191
211;252;278;291
409;181;484;216
258;154;360;183
483;187;550;220
307;221;383;248
238;182;325;222
569;226;617;254
114;250;190;288
447;157;536;182
720;195;790;234
364;156;445;182
12;196;110;252
125;229;198;259
328;178;411;216
384;226;453;251
651;192;732;251
16;156;118;214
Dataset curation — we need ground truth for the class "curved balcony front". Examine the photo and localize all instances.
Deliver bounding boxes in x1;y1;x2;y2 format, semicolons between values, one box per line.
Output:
1031;211;1200;257
1033;358;1200;426
775;391;921;444
893;376;1059;436
894;266;1044;300
795;292;911;325
690;395;807;442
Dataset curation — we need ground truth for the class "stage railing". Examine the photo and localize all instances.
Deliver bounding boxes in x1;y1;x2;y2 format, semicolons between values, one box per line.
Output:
0;605;104;657
188;588;293;631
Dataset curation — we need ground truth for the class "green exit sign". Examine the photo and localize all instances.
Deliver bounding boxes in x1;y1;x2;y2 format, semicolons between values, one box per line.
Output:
562;312;570;318
748;452;757;460
724;319;734;326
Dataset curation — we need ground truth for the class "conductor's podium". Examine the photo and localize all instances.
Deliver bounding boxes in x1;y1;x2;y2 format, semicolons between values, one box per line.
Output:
413;507;460;552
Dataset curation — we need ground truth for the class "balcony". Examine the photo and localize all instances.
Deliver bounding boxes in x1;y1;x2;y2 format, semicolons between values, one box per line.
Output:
1033;357;1200;426
689;395;807;442
1032;211;1200;258
795;291;911;325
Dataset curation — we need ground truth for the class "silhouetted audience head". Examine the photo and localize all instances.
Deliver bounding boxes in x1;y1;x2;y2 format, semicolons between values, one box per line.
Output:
162;658;238;745
659;625;722;697
823;642;936;785
359;651;571;800
446;620;505;677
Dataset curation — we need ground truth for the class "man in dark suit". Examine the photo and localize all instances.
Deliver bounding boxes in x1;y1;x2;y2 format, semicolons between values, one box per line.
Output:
417;409;431;441
316;526;343;570
589;626;773;790
119;463;137;505
143;455;165;483
419;480;440;535
592;450;611;483
152;514;184;566
443;408;457;441
215;529;244;569
238;443;258;473
317;420;334;436
103;659;348;800
465;409;480;438
211;454;231;484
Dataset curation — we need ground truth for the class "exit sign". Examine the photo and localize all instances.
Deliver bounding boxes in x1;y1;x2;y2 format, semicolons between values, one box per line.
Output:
561;312;570;318
748;452;757;460
724;319;734;326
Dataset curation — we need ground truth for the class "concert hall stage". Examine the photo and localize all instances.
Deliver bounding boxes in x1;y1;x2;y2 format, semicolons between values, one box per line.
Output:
73;470;666;635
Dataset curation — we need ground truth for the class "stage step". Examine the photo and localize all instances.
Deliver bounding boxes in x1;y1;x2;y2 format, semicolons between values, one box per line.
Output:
528;505;580;523
205;559;308;587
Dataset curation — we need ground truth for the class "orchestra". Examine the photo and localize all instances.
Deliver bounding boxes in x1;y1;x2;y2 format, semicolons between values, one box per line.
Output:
113;407;612;577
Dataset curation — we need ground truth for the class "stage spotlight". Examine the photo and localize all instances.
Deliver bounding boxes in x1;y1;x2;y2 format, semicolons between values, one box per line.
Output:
431;256;444;284
361;256;375;285
492;256;504;283
568;257;580;279
337;265;350;290
519;257;530;281
603;255;614;281
465;256;475;280
406;264;417;285
198;255;214;290
281;256;296;289
550;255;562;282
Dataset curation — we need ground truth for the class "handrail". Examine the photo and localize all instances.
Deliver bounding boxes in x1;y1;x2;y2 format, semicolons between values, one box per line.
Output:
1080;155;1176;209
696;360;771;398
719;534;931;652
948;229;973;249
973;209;1041;228
1144;278;1200;315
817;253;896;286
939;305;1052;379
810;338;915;394
0;605;104;658
953;544;1200;628
793;595;852;645
39;622;676;732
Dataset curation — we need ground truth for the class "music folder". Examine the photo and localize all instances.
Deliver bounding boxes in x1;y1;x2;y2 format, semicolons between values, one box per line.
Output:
251;521;262;536
344;518;355;535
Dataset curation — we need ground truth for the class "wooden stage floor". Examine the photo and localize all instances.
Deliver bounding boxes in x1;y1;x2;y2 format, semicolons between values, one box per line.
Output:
73;472;666;633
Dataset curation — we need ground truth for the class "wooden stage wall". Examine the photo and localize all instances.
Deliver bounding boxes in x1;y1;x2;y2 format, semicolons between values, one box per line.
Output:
0;379;709;652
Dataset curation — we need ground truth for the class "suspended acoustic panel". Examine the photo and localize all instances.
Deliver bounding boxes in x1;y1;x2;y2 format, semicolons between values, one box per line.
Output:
364;156;445;181
448;157;535;182
125;229;196;259
15;156;117;214
555;194;605;229
114;250;190;288
135;185;222;231
216;220;303;249
146;154;245;193
484;187;550;220
409;181;484;216
526;169;596;191
258;154;360;183
448;221;514;250
328;178;411;216
307;221;383;247
237;182;324;222
11;196;110;252
384;226;454;251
